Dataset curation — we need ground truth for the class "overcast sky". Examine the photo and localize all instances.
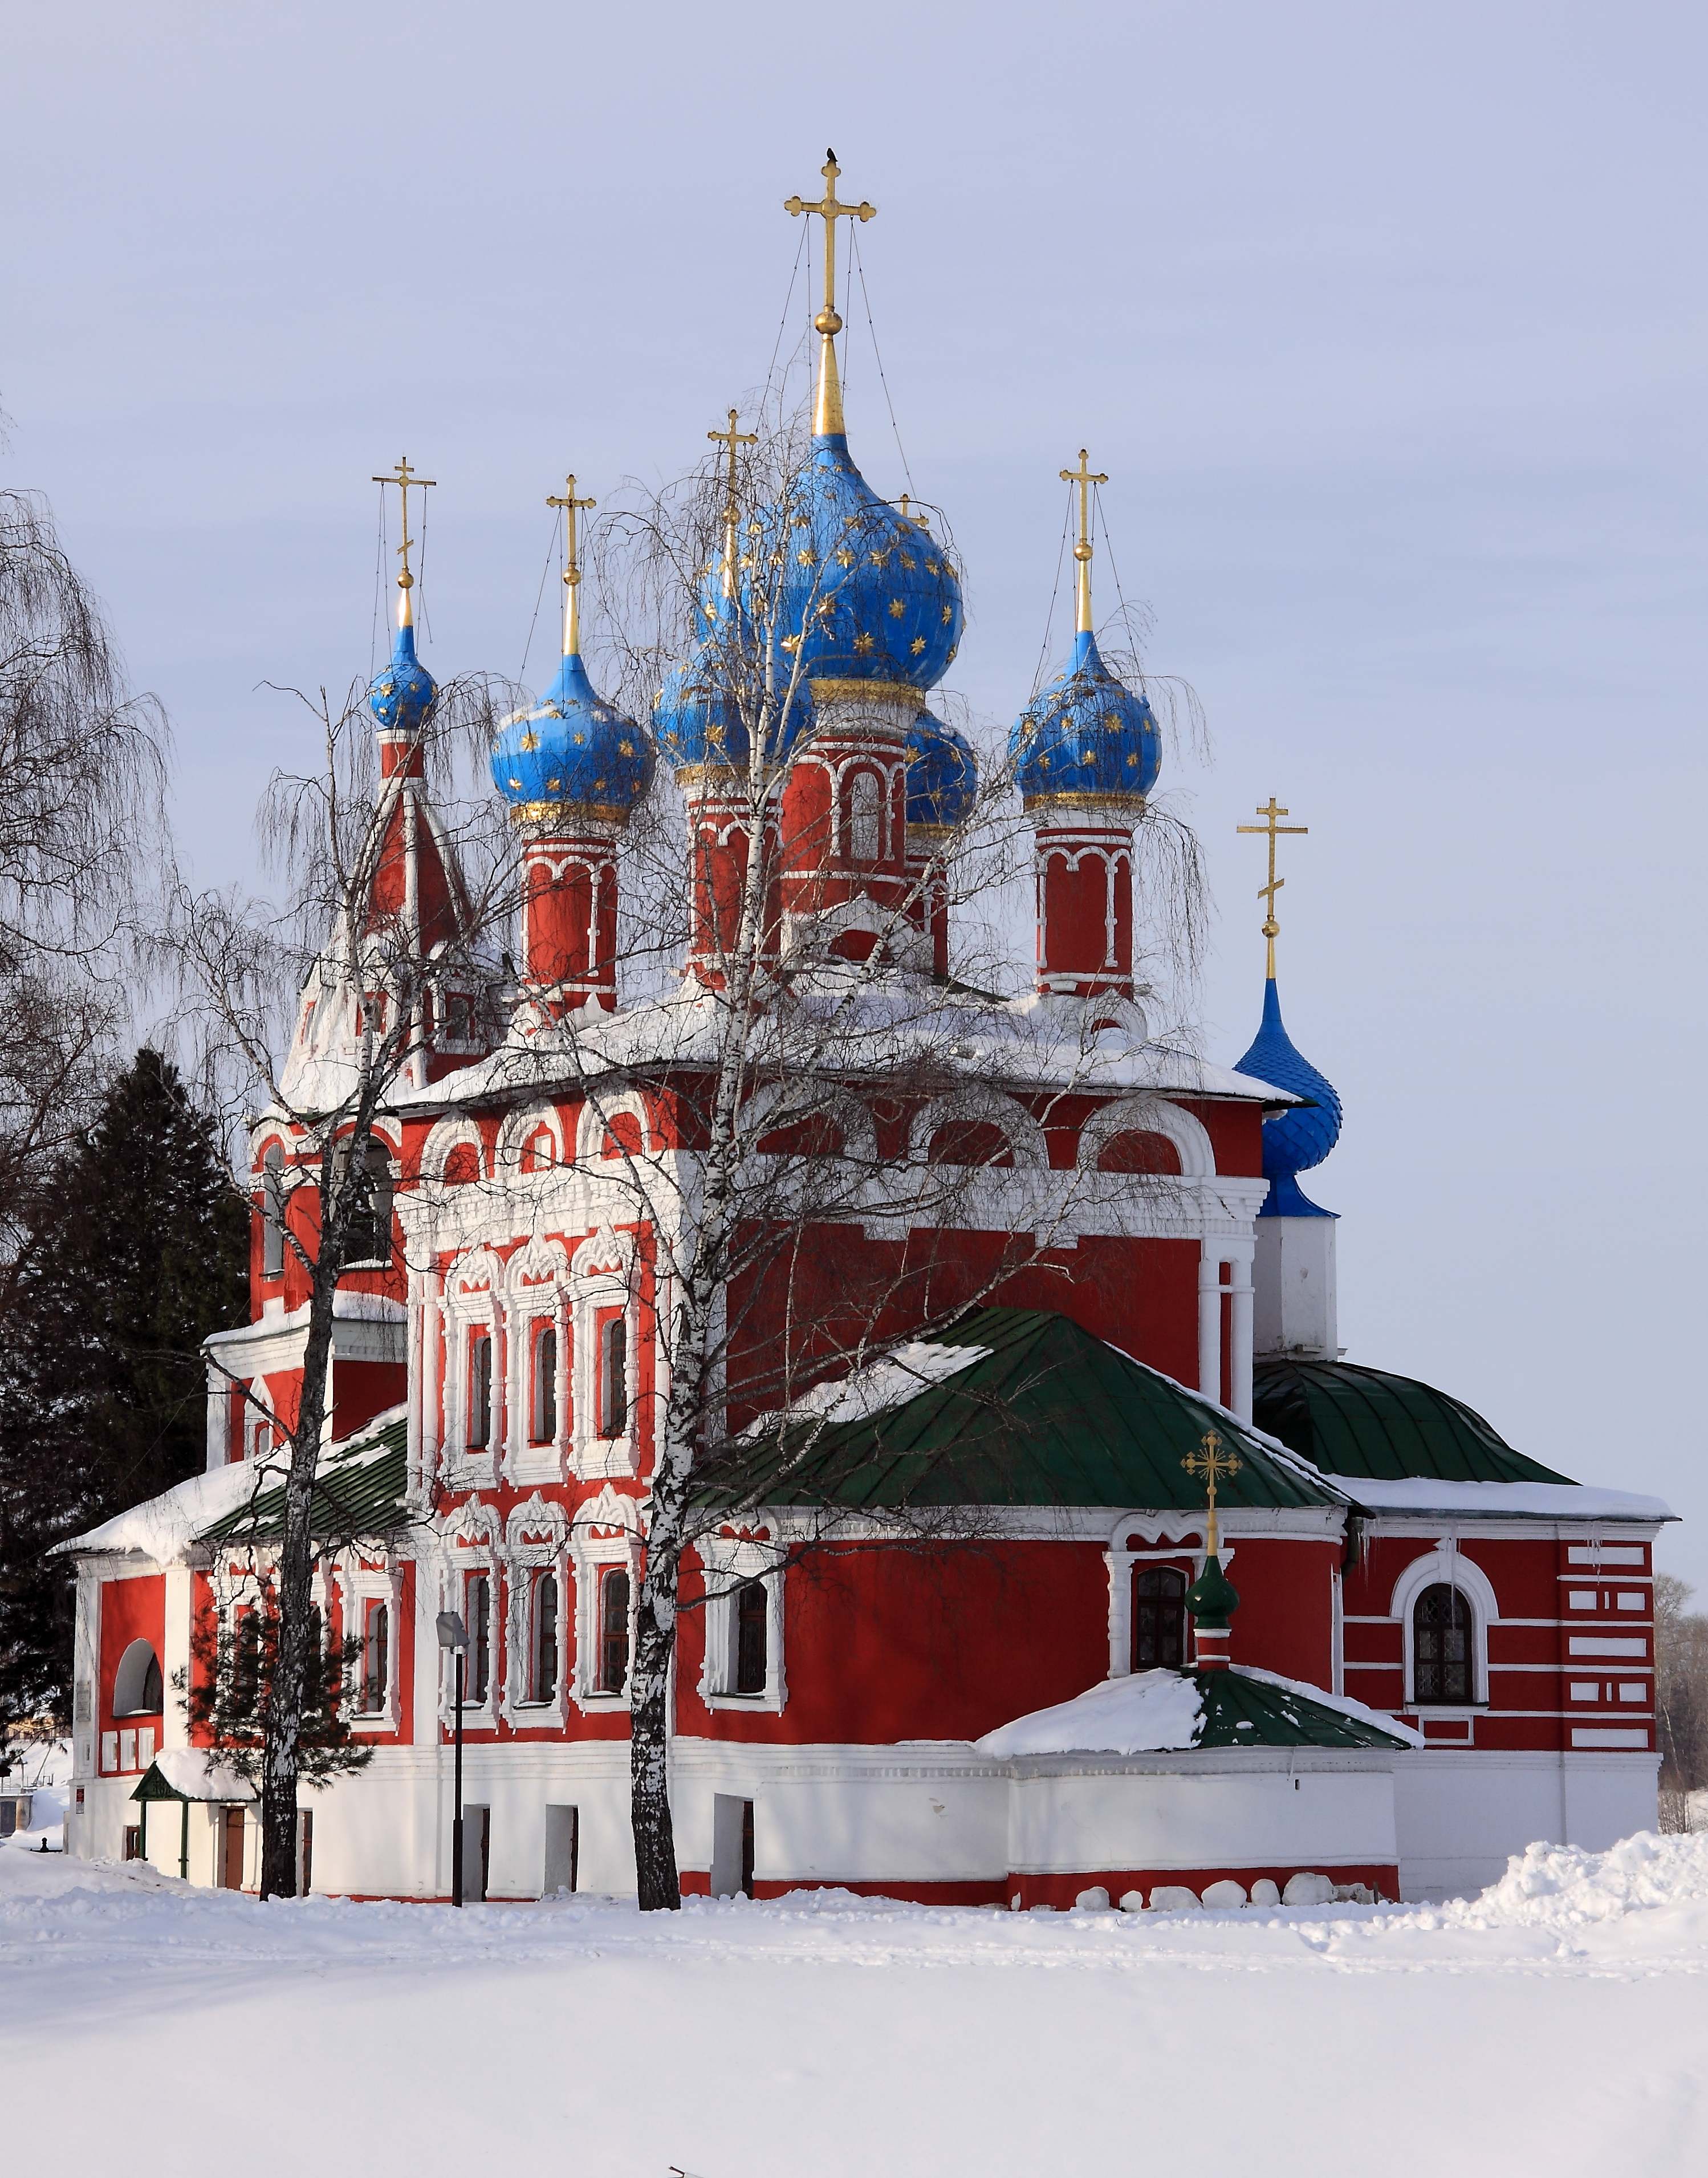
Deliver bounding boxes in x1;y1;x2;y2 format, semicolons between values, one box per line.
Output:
5;2;1703;1575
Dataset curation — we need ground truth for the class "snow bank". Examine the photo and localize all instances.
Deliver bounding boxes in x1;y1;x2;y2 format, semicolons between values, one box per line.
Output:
738;1341;992;1441
1321;1474;1674;1522
145;1748;255;1801
975;1669;1203;1757
1232;1666;1425;1746
1457;1829;1708;1929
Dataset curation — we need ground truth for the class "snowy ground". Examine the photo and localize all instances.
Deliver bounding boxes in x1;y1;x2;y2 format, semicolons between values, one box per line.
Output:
4;1827;1708;2172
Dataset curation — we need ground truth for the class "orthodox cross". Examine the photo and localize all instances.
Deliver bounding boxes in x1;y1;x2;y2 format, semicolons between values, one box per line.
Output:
372;456;436;615
1182;1428;1242;1555
897;493;929;530
784;149;876;331
1237;795;1309;979
546;474;596;655
1059;449;1108;633
707;410;758;598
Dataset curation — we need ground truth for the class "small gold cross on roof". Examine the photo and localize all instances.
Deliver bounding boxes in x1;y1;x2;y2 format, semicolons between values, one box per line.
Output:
1182;1428;1242;1553
372;454;436;600
546;473;597;656
1237;795;1309;978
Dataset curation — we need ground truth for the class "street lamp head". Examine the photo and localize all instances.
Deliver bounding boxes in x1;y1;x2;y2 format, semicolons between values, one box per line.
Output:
435;1611;468;1652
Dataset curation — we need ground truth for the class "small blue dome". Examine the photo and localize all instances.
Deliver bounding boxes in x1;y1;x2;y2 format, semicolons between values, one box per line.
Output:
368;621;436;736
1010;631;1161;808
653;609;814;774
905;708;977;830
490;650;654;817
1234;978;1343;1217
755;436;963;690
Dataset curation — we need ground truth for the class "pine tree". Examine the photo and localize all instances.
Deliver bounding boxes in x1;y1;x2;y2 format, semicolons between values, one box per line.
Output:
0;1047;249;1725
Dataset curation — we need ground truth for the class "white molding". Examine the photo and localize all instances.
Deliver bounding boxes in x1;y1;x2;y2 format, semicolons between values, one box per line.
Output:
694;1531;788;1714
906;1085;1049;1172
567;1485;644;1711
1389;1543;1499;1708
1076;1095;1214;1179
501;1493;570;1728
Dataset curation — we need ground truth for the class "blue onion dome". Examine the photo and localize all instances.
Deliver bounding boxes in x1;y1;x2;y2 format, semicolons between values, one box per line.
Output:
754;440;963;690
490;649;654;821
1010;630;1161;808
1234;978;1343;1217
905;707;978;831
654;603;818;773
368;620;437;735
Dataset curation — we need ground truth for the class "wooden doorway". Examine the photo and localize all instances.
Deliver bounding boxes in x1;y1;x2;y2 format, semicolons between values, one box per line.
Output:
221;1806;246;1890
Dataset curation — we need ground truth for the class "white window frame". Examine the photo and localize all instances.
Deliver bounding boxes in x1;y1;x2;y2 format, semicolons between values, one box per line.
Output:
336;1555;403;1734
1391;1545;1497;1712
1103;1514;1221;1679
437;1499;501;1733
503;1493;570;1728
697;1532;788;1714
571;1225;641;1481
568;1486;643;1711
442;1249;505;1486
503;1236;571;1486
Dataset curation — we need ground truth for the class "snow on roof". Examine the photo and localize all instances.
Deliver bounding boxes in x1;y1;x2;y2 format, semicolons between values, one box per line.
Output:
204;1289;406;1349
1234;1666;1425;1747
975;1669;1205;1757
53;1456;287;1563
1322;1475;1676;1522
736;1340;993;1443
141;1748;255;1801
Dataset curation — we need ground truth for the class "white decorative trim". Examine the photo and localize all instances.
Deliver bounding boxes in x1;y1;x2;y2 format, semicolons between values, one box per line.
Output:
335;1551;403;1733
442;1247;505;1486
503;1234;571;1485
1390;1542;1499;1708
494;1101;568;1180
436;1498;501;1732
567;1485;644;1711
1077;1095;1215;1179
695;1529;788;1714
420;1114;486;1187
502;1493;571;1727
745;1080;879;1165
907;1085;1049;1172
1103;1513;1227;1677
570;1224;640;1479
574;1090;652;1167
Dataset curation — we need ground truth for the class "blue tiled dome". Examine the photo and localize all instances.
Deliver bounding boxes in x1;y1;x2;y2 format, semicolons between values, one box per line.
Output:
368;622;437;736
905;707;977;829
1234;978;1343;1217
490;650;654;818
1010;631;1161;808
755;436;963;690
653;607;815;773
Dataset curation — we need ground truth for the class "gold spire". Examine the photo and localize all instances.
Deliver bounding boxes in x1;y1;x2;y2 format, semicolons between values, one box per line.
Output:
1059;449;1108;636
707;409;758;598
785;150;876;437
545;474;597;656
372;456;436;629
1237;795;1310;980
1182;1429;1243;1557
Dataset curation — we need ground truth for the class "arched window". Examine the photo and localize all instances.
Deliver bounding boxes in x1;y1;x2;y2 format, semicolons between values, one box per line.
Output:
362;1604;389;1713
113;1639;164;1717
261;1144;286;1278
531;1574;560;1702
1132;1566;1188;1671
1097;1130;1182;1176
468;1332;494;1449
600;1317;628;1438
735;1580;768;1695
337;1137;394;1264
531;1324;558;1444
1413;1584;1474;1705
465;1573;491;1705
848;770;881;862
599;1567;631;1694
443;1141;481;1186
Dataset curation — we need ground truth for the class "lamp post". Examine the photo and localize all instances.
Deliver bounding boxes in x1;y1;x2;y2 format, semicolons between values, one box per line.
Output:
434;1611;468;1906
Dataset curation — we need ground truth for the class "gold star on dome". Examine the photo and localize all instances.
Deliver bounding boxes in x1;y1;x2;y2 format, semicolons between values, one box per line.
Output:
888;599;905;619
797;548;816;566
520;730;540;752
854;631;875;655
941;604;953;623
836;549;855;567
910;636;926;655
619;739;635;756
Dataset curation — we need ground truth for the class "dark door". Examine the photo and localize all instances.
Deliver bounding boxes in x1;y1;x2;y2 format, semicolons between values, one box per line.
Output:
478;1806;491;1901
222;1806;245;1890
739;1799;755;1896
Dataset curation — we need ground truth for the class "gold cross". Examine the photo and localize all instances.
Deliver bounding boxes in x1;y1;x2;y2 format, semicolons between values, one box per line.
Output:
372;455;436;605
546;474;597;656
784;149;876;334
707;409;758;519
1059;449;1108;633
1237;795;1309;978
1182;1428;1243;1555
898;493;929;530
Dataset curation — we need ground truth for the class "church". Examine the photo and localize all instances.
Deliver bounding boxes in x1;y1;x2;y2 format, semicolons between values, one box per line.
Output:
61;161;1670;1909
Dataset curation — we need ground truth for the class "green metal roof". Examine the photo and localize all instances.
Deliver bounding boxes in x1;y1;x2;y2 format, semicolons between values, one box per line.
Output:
197;1415;411;1549
718;1309;1348;1513
1194;1670;1411;1750
1251;1357;1572;1486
